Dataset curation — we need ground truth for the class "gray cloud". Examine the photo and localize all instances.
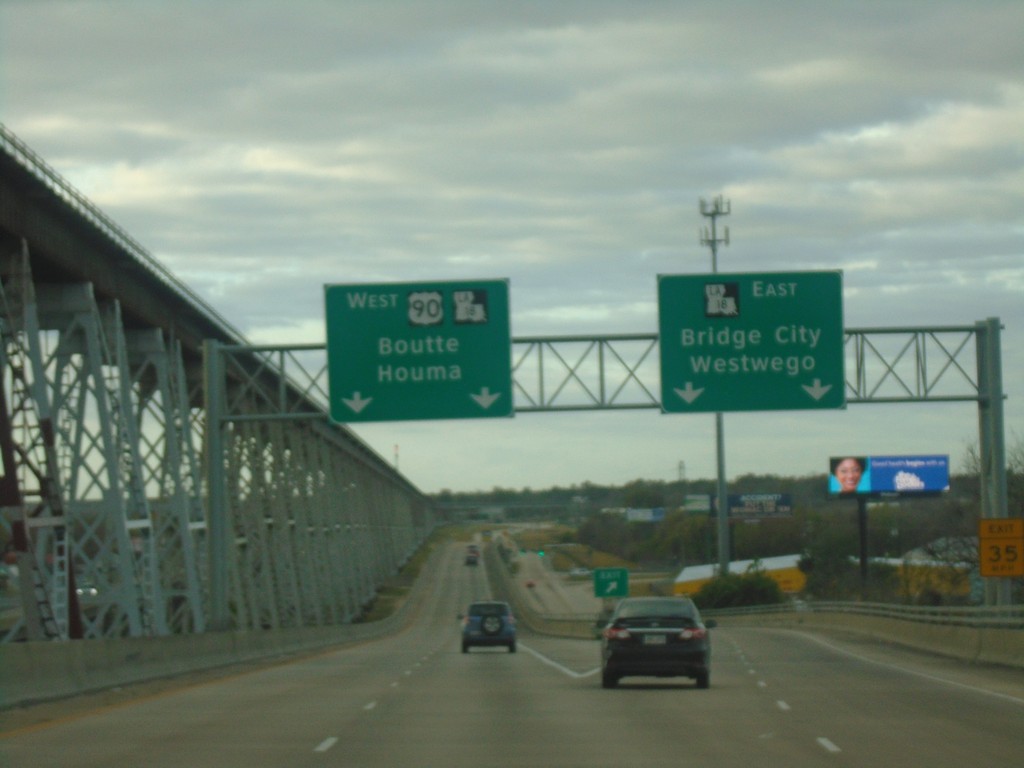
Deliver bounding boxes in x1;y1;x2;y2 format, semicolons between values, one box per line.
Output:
3;0;1021;491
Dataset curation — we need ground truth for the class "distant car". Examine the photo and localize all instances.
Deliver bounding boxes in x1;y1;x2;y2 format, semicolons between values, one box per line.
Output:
599;597;715;689
569;567;590;577
461;600;516;653
465;552;479;566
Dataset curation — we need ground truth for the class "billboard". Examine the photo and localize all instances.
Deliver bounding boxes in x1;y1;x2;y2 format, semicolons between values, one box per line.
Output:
683;494;713;513
828;455;949;497
727;494;793;519
625;507;666;523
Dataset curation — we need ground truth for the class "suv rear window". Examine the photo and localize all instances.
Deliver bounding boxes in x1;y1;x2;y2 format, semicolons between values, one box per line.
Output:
468;602;508;617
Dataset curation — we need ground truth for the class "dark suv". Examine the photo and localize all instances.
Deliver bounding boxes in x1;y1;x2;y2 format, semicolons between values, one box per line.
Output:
461;600;517;653
599;597;715;689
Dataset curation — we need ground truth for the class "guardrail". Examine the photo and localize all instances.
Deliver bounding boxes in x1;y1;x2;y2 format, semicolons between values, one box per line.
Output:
0;122;246;344
510;596;1024;629
704;601;1024;629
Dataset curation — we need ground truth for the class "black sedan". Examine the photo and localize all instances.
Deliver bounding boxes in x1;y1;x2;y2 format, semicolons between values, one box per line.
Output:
599;597;715;689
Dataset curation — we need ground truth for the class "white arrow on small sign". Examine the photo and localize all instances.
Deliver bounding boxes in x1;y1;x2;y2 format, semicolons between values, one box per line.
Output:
674;382;704;404
801;378;833;401
343;392;373;414
470;387;501;409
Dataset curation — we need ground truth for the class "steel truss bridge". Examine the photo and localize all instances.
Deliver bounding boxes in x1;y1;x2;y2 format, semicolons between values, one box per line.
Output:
0;124;1011;644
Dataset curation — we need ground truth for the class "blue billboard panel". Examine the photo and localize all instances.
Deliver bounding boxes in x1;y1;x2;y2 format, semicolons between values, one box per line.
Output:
829;455;949;496
869;455;949;494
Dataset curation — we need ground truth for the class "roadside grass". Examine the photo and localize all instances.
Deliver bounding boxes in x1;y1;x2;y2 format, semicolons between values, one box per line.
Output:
357;523;495;622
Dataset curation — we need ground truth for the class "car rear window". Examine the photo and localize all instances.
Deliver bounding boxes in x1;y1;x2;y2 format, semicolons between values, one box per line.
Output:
615;599;698;622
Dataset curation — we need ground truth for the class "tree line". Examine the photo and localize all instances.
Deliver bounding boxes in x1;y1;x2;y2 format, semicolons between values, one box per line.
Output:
435;437;1023;602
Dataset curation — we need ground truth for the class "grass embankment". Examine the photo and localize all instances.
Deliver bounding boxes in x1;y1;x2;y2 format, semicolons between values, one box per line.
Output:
357;524;490;622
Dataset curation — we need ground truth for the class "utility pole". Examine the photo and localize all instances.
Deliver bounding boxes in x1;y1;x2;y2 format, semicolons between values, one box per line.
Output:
700;195;731;574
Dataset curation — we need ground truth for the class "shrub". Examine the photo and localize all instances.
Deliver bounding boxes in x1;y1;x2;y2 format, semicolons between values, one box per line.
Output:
692;564;785;609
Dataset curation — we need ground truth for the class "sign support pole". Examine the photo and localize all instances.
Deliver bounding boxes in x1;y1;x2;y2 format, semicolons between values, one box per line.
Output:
977;317;1010;606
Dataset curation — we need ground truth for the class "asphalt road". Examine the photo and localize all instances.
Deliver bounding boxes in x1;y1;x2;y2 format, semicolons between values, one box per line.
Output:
2;542;1022;767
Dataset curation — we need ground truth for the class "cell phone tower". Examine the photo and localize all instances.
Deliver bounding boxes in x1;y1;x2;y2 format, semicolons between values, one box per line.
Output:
699;194;732;573
699;195;730;271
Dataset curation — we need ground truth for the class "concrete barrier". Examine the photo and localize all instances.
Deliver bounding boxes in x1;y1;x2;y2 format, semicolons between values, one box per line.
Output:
710;610;1024;669
0;620;403;708
0;542;444;709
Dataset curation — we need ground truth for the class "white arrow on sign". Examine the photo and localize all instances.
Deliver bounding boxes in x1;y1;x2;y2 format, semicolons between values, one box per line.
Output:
603;581;619;595
343;392;373;414
470;387;501;410
801;378;833;401
674;382;705;404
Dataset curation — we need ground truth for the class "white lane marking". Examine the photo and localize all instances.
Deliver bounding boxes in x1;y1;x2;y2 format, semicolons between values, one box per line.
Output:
776;700;791;711
817;737;841;753
363;701;377;710
314;737;338;753
757;680;767;688
792;631;1024;706
519;642;600;678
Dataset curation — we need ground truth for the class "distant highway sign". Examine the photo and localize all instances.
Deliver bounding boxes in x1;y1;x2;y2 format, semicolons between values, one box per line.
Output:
593;567;629;598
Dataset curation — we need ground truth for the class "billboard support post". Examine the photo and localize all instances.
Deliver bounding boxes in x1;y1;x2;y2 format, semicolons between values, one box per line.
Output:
857;496;869;593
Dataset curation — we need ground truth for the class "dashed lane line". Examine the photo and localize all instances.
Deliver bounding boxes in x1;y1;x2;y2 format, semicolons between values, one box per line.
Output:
314;737;338;753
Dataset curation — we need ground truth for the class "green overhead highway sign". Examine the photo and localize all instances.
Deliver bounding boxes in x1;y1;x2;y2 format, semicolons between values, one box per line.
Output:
593;567;629;598
325;279;513;422
658;271;845;413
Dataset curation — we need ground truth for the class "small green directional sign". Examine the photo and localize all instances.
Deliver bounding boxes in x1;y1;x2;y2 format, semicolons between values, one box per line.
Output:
593;567;629;598
658;271;845;413
325;280;513;422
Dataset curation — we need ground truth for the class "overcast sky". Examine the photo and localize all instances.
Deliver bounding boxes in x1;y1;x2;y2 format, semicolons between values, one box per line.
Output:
3;1;1022;494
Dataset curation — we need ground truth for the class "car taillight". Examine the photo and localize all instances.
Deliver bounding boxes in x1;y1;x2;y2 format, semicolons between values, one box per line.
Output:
603;626;631;640
679;628;707;641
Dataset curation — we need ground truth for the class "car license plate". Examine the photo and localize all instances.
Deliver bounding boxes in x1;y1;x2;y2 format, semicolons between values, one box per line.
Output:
643;634;666;645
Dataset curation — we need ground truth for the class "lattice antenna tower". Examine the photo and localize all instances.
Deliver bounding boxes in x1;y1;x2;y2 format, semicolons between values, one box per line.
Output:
699;195;731;272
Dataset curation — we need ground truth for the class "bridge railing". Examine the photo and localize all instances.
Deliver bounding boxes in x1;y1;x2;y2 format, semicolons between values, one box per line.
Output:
0;122;245;344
